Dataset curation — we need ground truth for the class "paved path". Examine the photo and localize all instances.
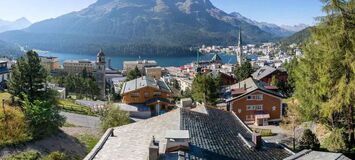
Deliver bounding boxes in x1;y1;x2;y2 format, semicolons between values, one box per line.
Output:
60;112;100;129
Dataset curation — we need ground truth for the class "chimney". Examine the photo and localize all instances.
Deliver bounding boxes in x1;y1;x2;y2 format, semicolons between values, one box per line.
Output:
244;83;247;90
148;136;160;160
252;133;262;149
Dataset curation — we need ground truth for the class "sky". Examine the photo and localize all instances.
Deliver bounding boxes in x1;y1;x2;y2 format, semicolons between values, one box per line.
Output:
0;0;324;26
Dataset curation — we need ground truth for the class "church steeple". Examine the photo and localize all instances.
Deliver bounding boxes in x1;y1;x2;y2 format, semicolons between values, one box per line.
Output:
237;27;243;66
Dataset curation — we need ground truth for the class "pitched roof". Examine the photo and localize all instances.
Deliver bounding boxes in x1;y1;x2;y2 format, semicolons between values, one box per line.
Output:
284;149;351;160
89;107;293;160
226;78;284;102
120;76;171;94
251;66;277;80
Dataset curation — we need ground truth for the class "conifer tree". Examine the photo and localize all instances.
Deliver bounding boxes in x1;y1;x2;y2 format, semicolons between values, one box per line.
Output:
8;50;52;103
234;61;254;82
294;0;354;150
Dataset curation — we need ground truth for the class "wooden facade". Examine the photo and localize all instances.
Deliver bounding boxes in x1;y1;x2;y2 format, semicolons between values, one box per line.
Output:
231;90;282;124
122;86;170;104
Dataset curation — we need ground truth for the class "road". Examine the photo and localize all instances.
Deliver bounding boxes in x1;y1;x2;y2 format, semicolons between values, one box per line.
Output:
60;112;100;129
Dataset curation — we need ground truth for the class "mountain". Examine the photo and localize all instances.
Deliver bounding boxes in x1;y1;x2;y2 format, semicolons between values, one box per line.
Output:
0;18;32;33
279;27;312;49
280;24;309;32
0;40;22;57
230;12;294;37
0;0;281;56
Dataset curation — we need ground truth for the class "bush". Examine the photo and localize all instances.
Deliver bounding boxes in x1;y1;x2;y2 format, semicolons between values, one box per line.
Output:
4;151;41;160
23;97;65;139
0;107;32;146
100;106;130;131
323;129;348;152
298;129;320;150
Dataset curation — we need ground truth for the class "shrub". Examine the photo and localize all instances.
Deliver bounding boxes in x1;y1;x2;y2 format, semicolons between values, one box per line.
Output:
323;129;348;152
4;151;41;160
0;107;32;146
100;106;130;131
298;129;320;150
22;97;65;139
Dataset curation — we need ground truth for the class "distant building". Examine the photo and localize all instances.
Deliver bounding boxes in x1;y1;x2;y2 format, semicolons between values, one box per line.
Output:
95;50;106;99
251;66;288;85
63;59;95;74
208;70;236;86
176;77;193;92
40;56;60;72
145;66;162;79
63;50;107;99
120;76;173;116
0;60;10;89
226;78;284;126
123;60;158;74
48;83;66;99
237;27;244;66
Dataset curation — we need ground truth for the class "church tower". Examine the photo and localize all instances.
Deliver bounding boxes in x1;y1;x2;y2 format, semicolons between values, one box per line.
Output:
95;49;106;100
237;28;244;66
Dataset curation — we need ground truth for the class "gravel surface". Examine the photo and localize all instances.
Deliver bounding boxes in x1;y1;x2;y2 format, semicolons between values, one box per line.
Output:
61;112;100;129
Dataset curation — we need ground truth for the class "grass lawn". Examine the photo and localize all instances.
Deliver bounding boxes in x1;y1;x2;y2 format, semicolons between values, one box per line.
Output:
58;99;95;116
76;134;100;153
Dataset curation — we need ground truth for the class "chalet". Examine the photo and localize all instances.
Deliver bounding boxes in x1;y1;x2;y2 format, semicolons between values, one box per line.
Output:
226;78;284;126
251;66;288;85
120;76;174;116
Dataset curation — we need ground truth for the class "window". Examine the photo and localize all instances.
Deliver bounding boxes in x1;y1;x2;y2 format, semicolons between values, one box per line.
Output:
246;115;254;121
247;94;263;100
144;92;149;98
272;106;276;111
247;105;263;111
153;92;161;96
131;92;139;97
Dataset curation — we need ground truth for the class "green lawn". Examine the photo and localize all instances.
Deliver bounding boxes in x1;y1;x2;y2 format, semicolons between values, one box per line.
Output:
76;134;100;153
58;99;95;116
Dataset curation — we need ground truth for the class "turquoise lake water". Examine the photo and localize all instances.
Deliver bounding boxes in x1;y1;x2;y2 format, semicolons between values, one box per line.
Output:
39;52;238;70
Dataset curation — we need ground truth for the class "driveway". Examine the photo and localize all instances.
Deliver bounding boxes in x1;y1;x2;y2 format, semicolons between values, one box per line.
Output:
60;112;100;129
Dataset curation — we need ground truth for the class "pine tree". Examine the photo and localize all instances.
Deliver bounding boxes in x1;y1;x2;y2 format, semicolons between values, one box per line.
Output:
294;0;354;150
8;50;52;103
126;66;142;81
298;129;320;150
191;74;218;105
234;61;254;82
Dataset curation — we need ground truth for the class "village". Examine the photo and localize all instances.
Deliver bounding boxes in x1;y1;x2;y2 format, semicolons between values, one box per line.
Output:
0;29;340;160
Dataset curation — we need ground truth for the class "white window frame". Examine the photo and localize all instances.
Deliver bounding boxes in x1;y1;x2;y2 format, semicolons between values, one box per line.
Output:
246;105;263;111
247;94;263;100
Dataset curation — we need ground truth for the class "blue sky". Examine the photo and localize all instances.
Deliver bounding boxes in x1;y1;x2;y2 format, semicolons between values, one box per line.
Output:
0;0;324;26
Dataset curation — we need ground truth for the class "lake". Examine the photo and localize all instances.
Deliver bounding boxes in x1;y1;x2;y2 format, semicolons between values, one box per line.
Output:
39;52;238;70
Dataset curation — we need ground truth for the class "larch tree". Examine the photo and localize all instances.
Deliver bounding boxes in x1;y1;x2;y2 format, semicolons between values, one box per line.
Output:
294;0;354;150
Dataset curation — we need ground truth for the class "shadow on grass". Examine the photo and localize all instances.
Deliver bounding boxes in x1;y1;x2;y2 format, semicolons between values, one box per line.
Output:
0;130;87;159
